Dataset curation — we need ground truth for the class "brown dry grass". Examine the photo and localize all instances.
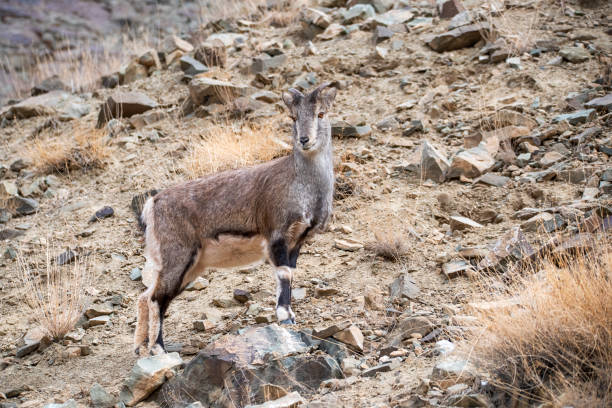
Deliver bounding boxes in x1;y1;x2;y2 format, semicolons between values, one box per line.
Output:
18;245;93;340
26;126;110;174
365;231;409;262
1;33;152;104
197;0;307;27
469;234;612;406
182;121;289;178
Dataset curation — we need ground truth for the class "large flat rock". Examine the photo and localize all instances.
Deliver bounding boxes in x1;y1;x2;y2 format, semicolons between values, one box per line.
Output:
426;23;489;52
1;91;90;120
158;324;342;407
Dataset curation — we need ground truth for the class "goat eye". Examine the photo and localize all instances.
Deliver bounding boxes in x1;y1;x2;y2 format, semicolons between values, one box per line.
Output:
318;112;324;119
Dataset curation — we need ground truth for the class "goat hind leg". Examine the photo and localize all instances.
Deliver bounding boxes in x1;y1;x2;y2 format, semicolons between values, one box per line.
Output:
134;289;151;356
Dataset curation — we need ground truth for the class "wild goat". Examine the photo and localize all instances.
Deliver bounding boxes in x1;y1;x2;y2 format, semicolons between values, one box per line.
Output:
134;82;337;355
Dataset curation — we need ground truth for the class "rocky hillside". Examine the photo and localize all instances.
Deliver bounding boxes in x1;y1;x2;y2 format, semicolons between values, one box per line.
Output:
0;0;611;407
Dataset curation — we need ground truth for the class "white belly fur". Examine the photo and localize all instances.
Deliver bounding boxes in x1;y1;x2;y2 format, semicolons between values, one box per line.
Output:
180;234;267;289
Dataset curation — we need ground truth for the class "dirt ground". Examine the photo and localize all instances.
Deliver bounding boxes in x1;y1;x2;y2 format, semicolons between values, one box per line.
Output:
0;0;610;406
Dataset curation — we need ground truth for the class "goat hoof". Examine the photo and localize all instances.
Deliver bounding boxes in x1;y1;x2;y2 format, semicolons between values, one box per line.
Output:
280;318;295;325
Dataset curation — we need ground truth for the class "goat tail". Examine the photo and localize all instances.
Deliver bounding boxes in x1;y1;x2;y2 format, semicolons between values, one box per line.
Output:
130;189;159;232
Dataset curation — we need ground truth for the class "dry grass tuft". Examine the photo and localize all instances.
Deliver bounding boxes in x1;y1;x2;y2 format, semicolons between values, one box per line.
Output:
365;231;408;262
26;126;110;174
1;33;152;104
469;237;612;406
18;246;93;340
183;122;289;178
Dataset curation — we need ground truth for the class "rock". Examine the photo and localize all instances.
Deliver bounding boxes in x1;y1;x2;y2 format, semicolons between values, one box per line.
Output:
193;319;215;332
426;23;488;52
434;340;456;356
333;325;364;352
31;75;67;96
521;212;565;233
331;121;371;138
233;289;252;303
431;359;475;389
341;357;361;376
255;313;276;324
101;74;119;89
130;268;142;281
373;9;415;26
559;46;591;63
374;26;394;43
475;173;509;187
89;206;114;223
56;249;76;265
376;116;399;131
334;238;363;251
120;352;183;406
251;90;279;103
96;92;157;128
449;10;472;29
2;196;39;216
194;40;227;68
421;140;450;183
342;4;375;24
179;56;209;76
585;94;612;112
437;0;464;19
446;393;490;407
402;120;424;137
552;109;596;125
0;91;90;120
159;325;341;406
0;229;23;241
582;187;599;200
206;33;247;48
477;226;535;272
244;392;304;408
185;277;209;291
396;316;434;339
447;143;496;179
88;315;110;327
316;23;346;41
85;302;114;319
539;151;564;168
189;77;249;106
138;50;161;69
389;273;420;300
442;260;475;279
16;341;40;358
314;286;339;298
43;400;77;408
361;360;400;377
292;287;306;301
313;321;351;339
0;180;18;197
167;35;194;53
449;216;483;231
506;56;521;69
213;298;236;308
123;60;148;83
90;383;114;408
0;208;12;224
251;53;287;74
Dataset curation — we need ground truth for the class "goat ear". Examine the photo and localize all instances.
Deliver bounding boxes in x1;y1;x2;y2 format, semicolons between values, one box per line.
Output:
282;88;302;110
318;86;337;111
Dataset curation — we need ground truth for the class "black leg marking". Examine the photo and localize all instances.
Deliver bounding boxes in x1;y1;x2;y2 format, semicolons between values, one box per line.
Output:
278;278;292;307
270;238;289;266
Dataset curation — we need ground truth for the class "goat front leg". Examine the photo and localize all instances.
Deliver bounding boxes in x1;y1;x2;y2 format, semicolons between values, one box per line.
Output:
269;238;295;324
